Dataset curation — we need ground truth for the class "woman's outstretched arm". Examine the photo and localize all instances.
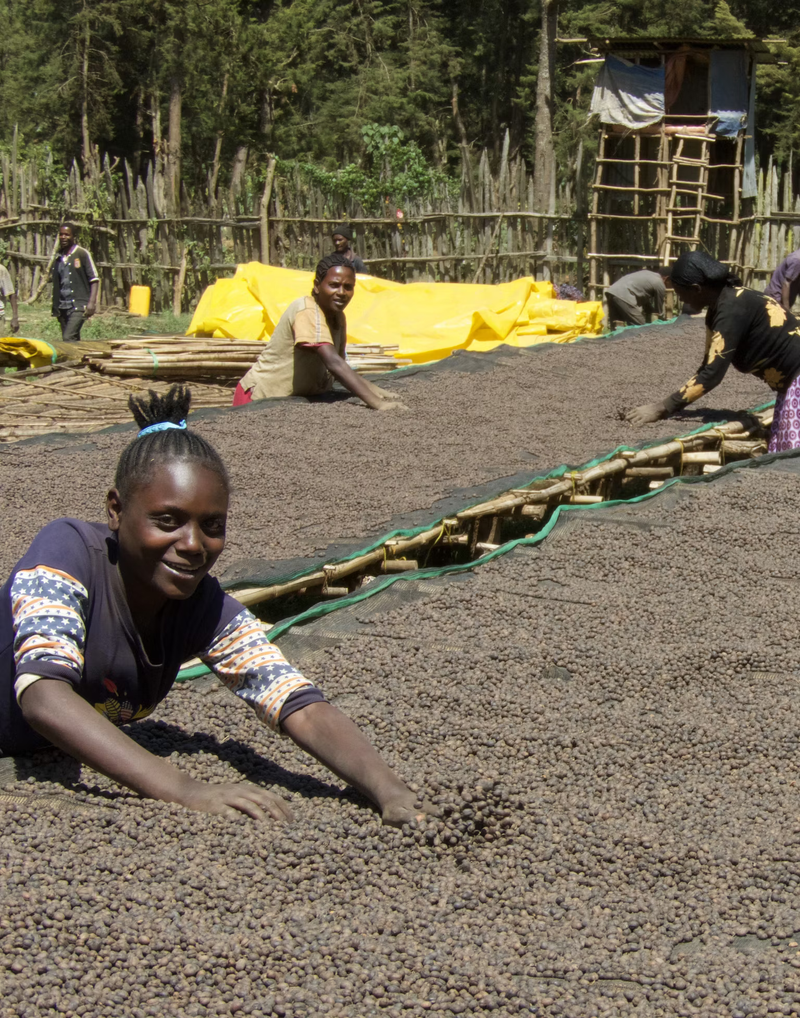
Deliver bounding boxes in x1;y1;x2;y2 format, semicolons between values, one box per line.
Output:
19;678;293;821
281;701;432;827
314;343;402;410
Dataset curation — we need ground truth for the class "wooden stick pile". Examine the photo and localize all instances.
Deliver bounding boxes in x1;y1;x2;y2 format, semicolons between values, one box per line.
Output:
85;335;266;380
0;363;232;443
85;335;409;381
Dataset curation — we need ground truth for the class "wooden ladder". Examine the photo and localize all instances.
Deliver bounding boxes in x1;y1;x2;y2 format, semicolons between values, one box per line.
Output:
663;132;716;265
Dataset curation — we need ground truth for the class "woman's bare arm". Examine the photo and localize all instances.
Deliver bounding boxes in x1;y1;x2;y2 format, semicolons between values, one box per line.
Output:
19;679;293;821
314;344;401;409
281;701;432;826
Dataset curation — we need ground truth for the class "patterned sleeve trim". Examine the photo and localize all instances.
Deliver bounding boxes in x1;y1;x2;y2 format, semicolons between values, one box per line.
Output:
83;247;100;284
11;565;88;678
14;672;46;704
664;316;739;413
200;609;314;731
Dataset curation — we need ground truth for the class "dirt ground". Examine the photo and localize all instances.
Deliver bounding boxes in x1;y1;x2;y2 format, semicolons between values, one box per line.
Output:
0;317;766;582
3;457;800;1016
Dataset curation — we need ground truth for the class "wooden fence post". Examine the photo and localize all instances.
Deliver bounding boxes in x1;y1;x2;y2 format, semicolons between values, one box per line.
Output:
173;245;188;316
260;156;277;264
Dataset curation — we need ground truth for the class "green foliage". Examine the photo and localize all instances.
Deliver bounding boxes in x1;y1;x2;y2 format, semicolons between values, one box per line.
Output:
283;123;457;214
3;0;800;200
18;302;194;342
756;38;800;167
708;1;753;38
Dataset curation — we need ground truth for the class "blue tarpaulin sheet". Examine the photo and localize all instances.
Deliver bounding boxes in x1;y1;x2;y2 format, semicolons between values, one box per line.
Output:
710;50;748;137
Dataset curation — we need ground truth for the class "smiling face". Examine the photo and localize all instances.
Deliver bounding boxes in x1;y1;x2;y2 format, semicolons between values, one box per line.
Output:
332;234;349;253
107;460;229;622
313;264;356;316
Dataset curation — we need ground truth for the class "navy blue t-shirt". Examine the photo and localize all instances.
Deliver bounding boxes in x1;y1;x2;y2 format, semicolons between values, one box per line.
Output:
1;519;319;754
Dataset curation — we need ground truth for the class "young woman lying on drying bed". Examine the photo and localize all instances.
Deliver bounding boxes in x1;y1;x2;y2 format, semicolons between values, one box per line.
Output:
233;254;402;411
0;385;432;825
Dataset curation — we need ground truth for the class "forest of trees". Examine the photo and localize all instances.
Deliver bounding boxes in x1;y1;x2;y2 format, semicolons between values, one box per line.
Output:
0;0;799;209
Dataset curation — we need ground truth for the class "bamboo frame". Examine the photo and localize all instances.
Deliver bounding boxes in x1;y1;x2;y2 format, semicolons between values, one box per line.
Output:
589;48;755;291
219;410;775;610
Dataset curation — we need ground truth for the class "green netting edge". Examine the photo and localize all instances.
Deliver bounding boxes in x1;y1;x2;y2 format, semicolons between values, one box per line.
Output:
220;395;776;592
178;395;776;681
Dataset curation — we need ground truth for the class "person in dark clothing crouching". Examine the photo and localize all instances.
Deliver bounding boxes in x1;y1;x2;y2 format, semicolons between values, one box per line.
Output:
625;251;800;452
50;223;99;342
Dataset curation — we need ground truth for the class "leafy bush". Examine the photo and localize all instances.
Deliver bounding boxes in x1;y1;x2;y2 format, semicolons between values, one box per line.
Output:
283;123;458;215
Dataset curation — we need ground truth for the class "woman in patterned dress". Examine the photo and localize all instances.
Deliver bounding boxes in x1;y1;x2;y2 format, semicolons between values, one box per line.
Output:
626;251;800;452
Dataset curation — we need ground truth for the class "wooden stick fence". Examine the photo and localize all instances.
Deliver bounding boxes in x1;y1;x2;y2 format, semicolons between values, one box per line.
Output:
0;140;585;314
1;144;798;314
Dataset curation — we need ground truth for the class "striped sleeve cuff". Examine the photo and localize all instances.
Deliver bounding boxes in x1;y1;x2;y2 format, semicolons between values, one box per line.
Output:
200;609;315;731
11;565;88;681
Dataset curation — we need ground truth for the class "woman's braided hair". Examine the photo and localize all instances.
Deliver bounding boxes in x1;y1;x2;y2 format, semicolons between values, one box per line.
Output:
114;384;229;498
312;252;355;294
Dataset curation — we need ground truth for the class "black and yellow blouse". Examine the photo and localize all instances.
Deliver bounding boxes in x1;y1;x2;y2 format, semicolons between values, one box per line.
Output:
663;286;800;414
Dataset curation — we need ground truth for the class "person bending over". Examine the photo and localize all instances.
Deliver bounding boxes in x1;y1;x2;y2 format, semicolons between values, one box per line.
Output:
765;247;800;313
50;223;99;343
233;253;400;410
605;266;672;328
0;385;431;825
626;251;800;453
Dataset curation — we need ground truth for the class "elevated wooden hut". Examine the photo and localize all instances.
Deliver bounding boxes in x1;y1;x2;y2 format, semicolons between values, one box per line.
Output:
587;36;774;298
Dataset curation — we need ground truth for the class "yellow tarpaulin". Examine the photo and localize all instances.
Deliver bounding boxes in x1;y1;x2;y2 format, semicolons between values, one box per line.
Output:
0;337;58;369
187;264;603;364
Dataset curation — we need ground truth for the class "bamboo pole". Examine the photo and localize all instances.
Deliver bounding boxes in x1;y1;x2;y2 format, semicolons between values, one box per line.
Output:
232;572;327;606
626;465;675;478
259;156;277;264
172;245;187;315
681;451;721;465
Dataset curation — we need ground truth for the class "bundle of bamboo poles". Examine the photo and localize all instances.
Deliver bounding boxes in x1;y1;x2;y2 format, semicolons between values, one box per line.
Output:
86;335;409;381
0;362;232;443
86;335;266;380
347;345;412;372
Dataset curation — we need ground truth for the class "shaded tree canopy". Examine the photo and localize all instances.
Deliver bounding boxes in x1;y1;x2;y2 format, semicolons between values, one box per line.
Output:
0;0;799;196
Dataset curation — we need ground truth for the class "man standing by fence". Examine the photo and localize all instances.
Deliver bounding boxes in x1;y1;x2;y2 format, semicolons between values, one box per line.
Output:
0;262;19;334
51;223;99;342
331;223;368;274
